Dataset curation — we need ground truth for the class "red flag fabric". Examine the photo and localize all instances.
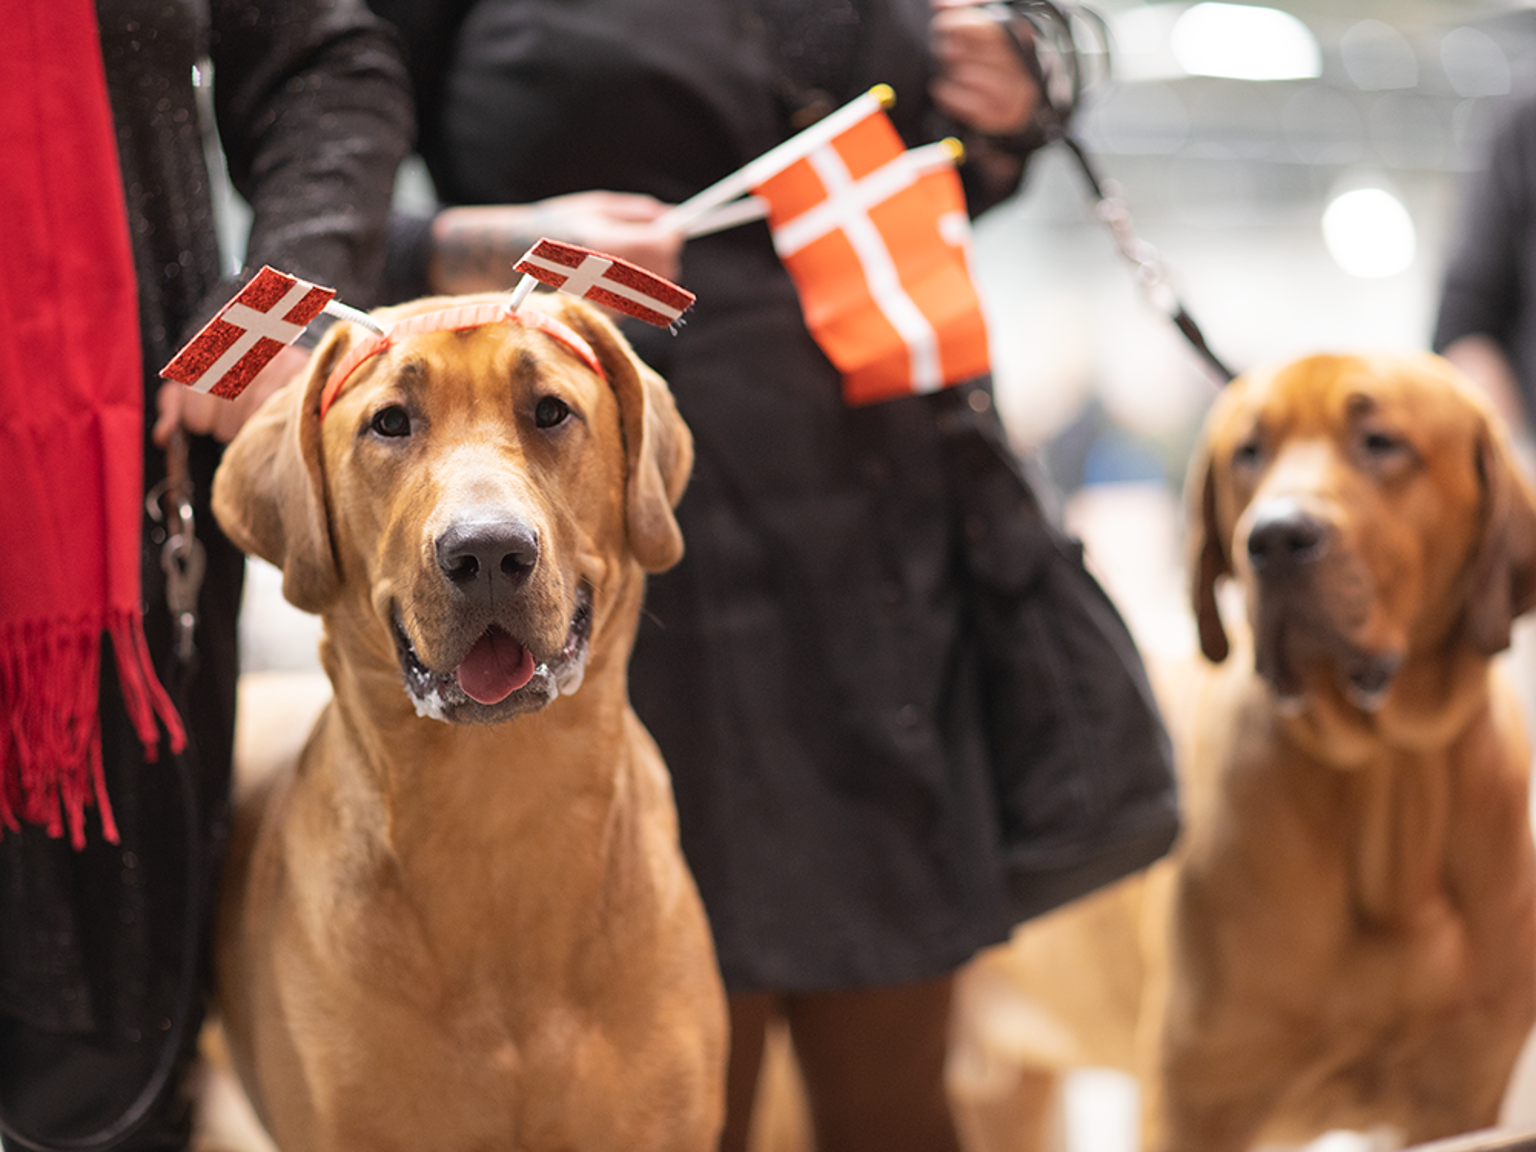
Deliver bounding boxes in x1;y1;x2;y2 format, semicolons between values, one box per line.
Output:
161;266;335;399
514;240;695;327
0;0;183;846
751;108;991;406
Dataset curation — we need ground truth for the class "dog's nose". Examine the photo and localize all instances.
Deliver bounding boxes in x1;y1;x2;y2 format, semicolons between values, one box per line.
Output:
1246;502;1329;571
436;517;540;591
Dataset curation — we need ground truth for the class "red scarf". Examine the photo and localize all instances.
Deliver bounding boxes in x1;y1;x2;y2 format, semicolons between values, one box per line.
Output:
0;0;185;848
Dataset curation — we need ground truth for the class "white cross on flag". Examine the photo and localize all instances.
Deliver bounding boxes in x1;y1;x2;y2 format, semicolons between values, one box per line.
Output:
750;106;990;405
514;240;694;328
161;266;335;398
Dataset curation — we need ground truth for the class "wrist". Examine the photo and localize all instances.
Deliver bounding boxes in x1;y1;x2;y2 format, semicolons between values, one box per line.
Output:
429;206;542;295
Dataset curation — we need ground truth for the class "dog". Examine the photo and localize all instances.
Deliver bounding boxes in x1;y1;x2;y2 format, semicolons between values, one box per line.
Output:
949;351;1536;1152
209;292;726;1152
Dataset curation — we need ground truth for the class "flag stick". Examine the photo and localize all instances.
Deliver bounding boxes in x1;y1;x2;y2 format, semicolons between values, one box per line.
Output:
656;85;896;235
683;196;770;238
677;138;965;240
322;299;387;337
508;273;538;310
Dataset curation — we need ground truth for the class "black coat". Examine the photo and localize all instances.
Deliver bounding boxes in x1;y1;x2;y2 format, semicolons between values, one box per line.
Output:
377;0;1176;991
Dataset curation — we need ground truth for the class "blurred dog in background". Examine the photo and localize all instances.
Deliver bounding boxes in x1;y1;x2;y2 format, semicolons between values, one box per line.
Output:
949;352;1536;1152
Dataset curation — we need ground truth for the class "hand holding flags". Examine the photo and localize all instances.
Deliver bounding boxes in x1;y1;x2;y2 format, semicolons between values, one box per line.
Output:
660;86;992;406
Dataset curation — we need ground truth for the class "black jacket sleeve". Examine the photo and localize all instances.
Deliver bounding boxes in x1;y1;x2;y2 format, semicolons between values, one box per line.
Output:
209;0;416;310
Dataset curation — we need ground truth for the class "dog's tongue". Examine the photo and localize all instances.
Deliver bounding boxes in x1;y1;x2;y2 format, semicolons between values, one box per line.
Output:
456;628;535;705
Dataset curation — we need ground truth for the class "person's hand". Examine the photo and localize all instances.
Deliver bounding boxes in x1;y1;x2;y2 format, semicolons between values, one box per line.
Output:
429;191;684;295
152;342;308;447
929;0;1039;137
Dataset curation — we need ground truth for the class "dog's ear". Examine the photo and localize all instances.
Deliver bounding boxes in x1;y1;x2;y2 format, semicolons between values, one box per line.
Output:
1464;416;1536;654
1185;437;1232;663
211;326;346;612
551;300;695;573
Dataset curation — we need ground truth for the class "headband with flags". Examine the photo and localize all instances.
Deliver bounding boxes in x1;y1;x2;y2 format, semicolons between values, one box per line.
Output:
318;299;604;417
161;243;695;417
661;87;992;406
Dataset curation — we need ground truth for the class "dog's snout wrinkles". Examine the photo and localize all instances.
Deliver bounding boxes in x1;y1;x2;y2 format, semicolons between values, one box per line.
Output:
437;517;540;592
1247;502;1329;572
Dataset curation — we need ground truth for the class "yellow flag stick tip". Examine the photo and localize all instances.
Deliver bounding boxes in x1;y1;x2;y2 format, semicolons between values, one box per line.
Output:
942;137;966;163
870;84;896;108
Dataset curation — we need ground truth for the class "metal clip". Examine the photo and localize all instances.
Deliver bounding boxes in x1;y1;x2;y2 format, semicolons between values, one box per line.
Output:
150;430;205;664
162;524;206;665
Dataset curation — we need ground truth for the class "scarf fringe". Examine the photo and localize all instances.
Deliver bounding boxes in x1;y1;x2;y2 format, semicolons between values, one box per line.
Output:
0;612;185;849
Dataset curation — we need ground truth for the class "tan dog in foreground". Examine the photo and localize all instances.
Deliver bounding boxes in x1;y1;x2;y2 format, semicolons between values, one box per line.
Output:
952;352;1536;1152
209;293;725;1151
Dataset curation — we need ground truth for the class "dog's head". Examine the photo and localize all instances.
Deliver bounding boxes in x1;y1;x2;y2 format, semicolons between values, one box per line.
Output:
212;293;692;725
1186;352;1536;711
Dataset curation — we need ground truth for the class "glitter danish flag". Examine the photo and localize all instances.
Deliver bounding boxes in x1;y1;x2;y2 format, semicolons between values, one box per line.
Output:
160;267;336;398
513;240;694;328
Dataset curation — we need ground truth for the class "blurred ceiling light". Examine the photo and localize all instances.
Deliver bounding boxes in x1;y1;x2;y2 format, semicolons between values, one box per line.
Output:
1440;26;1510;98
1170;3;1321;81
1339;19;1419;91
1322;187;1416;278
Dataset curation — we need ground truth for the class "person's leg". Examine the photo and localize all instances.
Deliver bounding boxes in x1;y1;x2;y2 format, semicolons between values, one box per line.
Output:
784;974;963;1152
719;990;777;1152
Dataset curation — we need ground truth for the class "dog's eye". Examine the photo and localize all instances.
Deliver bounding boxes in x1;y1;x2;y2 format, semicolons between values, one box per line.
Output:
1359;429;1415;467
370;405;411;438
1232;438;1263;468
534;396;571;429
1362;430;1405;456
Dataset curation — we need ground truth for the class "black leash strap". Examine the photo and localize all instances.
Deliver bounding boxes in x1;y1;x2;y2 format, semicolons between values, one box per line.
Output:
991;0;1238;385
1059;134;1237;384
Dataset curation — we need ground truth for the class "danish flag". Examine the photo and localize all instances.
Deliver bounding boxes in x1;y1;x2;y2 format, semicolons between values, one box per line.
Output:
160;266;335;398
514;240;694;328
751;108;990;405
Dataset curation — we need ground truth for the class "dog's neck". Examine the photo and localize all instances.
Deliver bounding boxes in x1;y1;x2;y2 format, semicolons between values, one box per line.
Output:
308;623;657;966
1267;639;1495;767
314;594;638;831
1251;640;1512;928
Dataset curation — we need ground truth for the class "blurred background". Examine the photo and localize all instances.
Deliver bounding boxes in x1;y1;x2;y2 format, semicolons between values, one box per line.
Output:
962;0;1536;661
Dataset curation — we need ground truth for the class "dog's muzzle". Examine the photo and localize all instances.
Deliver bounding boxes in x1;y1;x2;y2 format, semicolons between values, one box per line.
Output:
392;510;593;723
393;586;593;724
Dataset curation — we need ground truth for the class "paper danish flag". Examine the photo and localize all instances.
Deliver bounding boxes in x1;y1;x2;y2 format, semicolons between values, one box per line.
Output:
160;267;335;399
513;240;694;328
751;107;990;405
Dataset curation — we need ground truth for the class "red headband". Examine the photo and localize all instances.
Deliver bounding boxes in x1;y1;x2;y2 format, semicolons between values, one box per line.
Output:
318;300;604;418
